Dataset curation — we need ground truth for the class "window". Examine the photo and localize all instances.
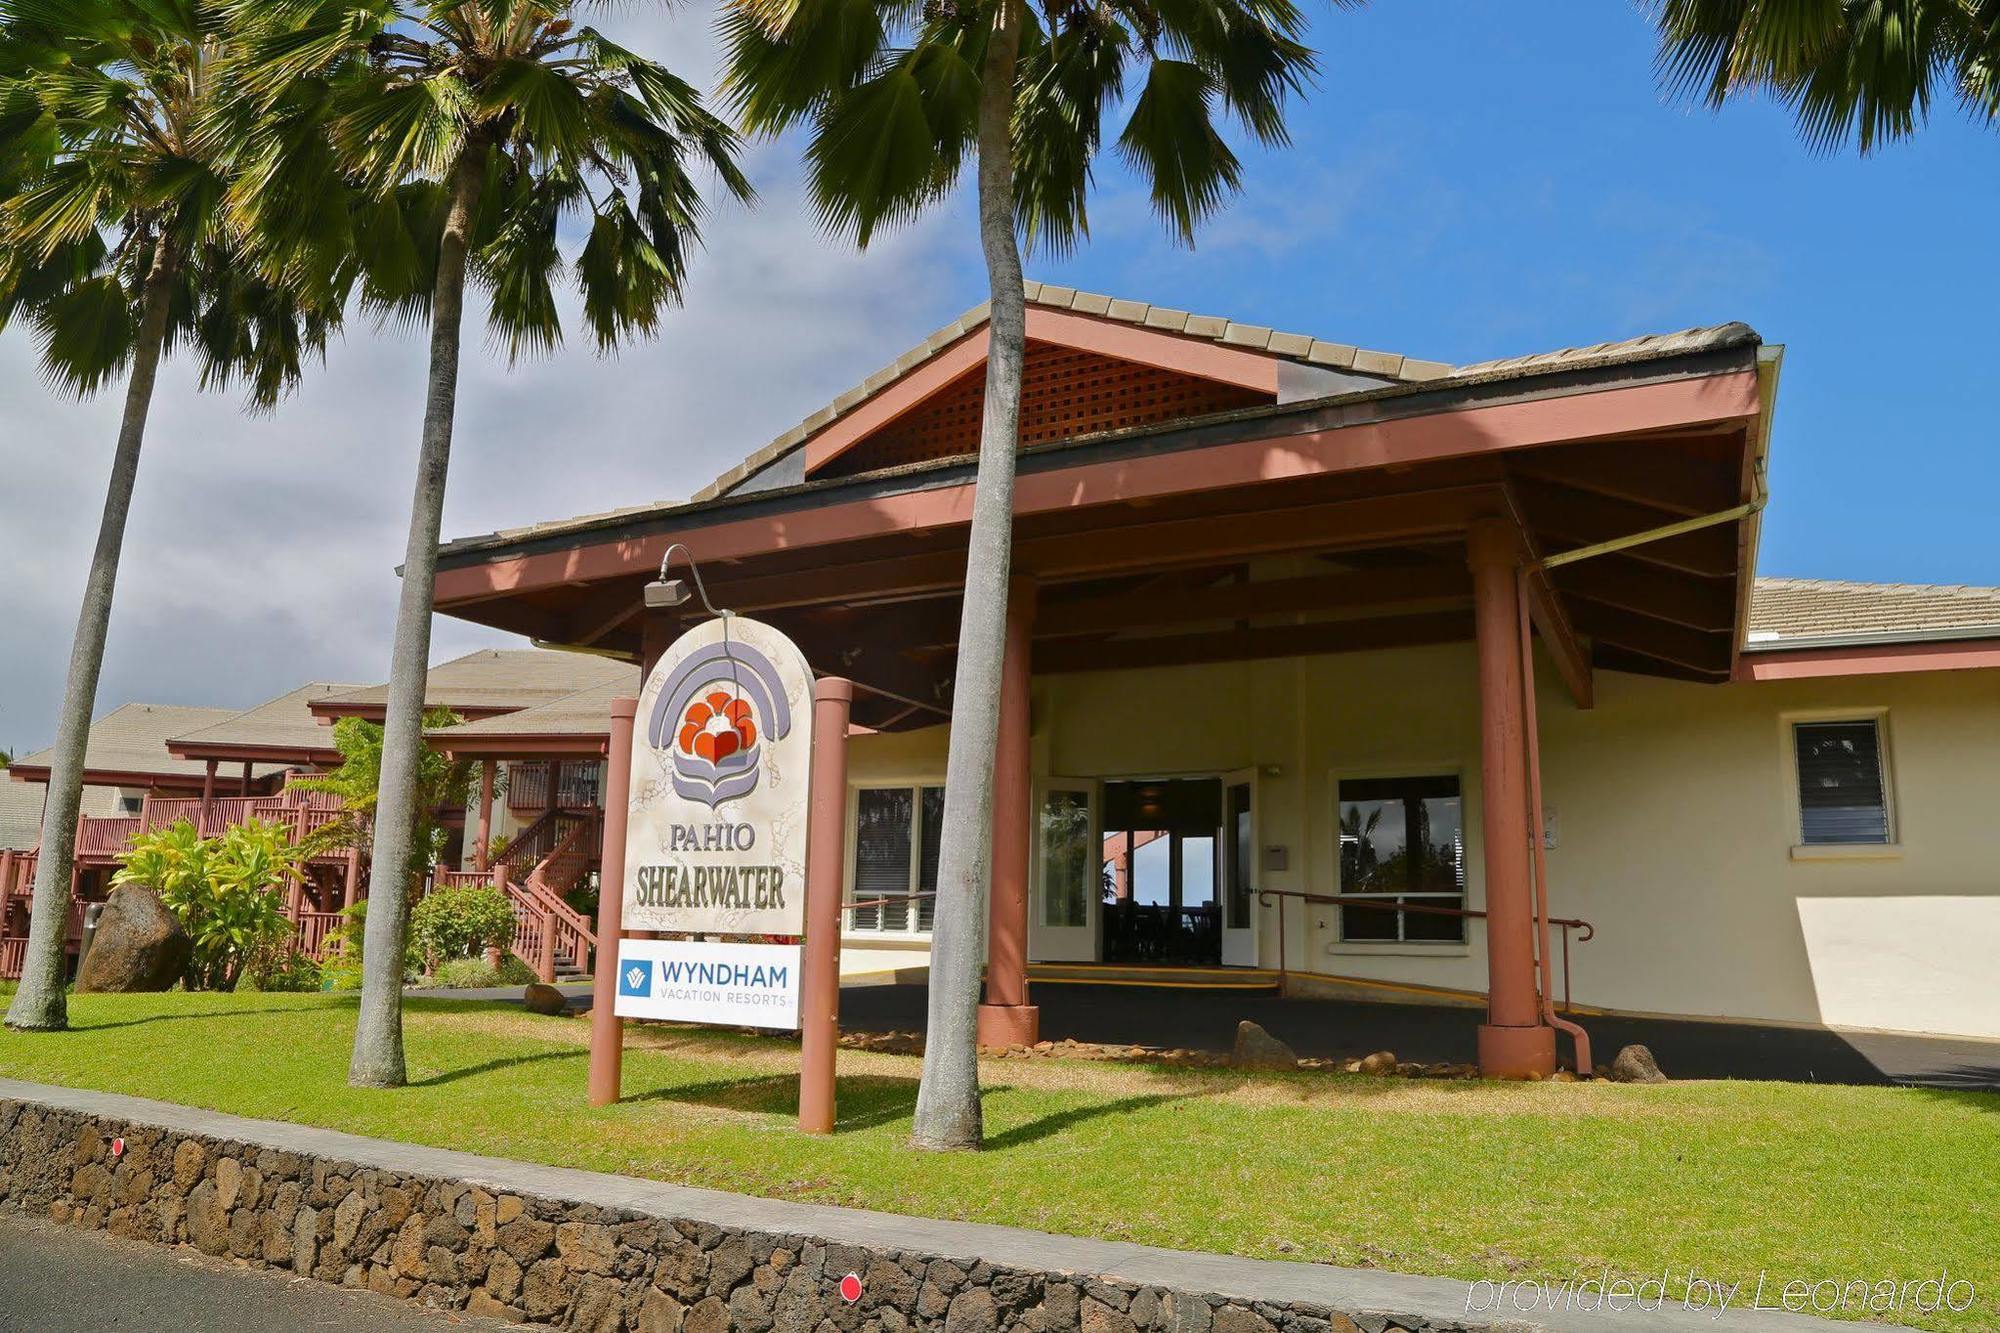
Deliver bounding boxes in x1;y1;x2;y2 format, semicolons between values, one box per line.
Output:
1793;720;1891;845
1337;776;1465;943
848;785;942;933
1040;789;1092;927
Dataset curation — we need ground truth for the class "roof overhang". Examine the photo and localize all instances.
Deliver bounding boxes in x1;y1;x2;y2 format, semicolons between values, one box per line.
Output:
428;732;610;758
434;336;1771;726
1736;635;2000;681
306;702;522;724
165;741;341;766
4;766;251;793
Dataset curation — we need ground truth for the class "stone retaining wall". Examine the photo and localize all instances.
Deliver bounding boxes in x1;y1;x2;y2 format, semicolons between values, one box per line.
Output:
0;1096;1498;1333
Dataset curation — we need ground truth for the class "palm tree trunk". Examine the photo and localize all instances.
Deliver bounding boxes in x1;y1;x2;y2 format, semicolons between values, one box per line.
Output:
348;145;485;1087
4;244;176;1033
910;0;1026;1152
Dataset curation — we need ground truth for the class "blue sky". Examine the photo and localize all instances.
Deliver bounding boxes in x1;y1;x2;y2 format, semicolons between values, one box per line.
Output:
2;0;1994;751
1012;0;1999;586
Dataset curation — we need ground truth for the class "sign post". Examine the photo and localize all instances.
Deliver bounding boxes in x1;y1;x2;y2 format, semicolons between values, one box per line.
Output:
588;697;637;1107
798;678;852;1133
596;613;834;1119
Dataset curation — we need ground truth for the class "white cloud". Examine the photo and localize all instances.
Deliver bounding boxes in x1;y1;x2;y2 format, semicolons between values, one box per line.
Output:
0;13;980;754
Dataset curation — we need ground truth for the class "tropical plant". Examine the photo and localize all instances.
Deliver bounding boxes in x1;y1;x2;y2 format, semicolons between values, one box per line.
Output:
409;883;515;969
1652;0;1999;150
430;952;535;989
0;0;341;1032
724;0;1322;1149
114;817;302;989
109;817;209;902
222;0;752;1088
241;942;323;992
292;709;477;895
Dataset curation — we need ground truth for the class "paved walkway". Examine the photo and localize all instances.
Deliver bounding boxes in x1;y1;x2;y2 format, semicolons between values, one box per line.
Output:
429;980;2000;1089
0;1211;519;1331
1;1078;1831;1332
840;983;2000;1088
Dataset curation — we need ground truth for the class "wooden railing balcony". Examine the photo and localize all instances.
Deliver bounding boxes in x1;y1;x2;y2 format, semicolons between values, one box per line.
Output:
70;786;361;864
506;761;604;813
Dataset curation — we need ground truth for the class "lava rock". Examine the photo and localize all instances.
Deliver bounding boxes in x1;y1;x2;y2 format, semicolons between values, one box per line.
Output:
1610;1043;1668;1083
522;983;569;1016
74;886;190;993
1229;1021;1298;1071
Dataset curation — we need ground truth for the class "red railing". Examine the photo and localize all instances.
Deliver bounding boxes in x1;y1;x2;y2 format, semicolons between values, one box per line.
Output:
75;816;140;858
293;911;344;959
74;786;360;862
506;761;603;813
0;936;22;979
1257;888;1594;1012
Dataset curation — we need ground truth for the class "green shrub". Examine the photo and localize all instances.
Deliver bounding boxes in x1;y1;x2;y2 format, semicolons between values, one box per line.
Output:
241;945;322;993
431;957;502;989
410;885;515;967
428;953;538;989
115;818;300;990
495;952;537;985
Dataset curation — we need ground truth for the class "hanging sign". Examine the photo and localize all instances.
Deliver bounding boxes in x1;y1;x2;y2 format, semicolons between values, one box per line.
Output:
620;614;814;937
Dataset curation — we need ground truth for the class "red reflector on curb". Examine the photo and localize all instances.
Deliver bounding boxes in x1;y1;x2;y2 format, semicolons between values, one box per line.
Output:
838;1273;863;1303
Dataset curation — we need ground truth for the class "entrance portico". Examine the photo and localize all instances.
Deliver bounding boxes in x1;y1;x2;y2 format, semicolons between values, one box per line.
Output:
427;288;1781;1075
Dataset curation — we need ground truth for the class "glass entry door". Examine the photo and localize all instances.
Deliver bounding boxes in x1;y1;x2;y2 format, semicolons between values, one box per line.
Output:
1220;770;1258;966
1028;779;1099;962
1099;778;1223;966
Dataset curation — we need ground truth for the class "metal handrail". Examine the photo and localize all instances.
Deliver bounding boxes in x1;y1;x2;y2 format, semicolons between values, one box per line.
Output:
1256;887;1595;1013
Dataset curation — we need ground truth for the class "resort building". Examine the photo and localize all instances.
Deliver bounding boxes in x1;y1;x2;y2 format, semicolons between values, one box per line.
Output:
0;651;626;980
418;282;2000;1066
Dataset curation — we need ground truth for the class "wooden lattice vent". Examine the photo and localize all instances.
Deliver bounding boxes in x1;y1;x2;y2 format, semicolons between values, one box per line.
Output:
815;343;1272;478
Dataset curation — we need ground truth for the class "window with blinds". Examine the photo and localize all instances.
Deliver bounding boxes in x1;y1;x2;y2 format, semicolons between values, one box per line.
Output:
849;785;943;933
1793;720;1891;845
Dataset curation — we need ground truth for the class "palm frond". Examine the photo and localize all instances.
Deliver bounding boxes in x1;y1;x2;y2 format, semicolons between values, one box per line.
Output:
1116;57;1240;246
29;272;134;393
805;48;966;246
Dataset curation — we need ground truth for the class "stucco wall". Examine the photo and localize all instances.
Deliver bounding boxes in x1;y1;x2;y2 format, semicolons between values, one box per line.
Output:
842;644;2000;1039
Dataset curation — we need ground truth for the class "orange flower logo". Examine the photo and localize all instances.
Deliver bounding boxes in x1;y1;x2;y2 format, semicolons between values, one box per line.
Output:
677;691;758;765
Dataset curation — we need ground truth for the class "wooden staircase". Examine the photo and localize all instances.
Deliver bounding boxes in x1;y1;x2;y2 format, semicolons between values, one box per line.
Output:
487;809;601;981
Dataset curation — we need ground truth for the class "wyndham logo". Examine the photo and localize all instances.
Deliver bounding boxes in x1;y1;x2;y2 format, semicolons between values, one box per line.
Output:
618;960;652;998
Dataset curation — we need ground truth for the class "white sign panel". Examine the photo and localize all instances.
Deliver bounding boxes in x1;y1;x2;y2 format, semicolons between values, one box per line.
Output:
624;615;814;935
612;938;801;1029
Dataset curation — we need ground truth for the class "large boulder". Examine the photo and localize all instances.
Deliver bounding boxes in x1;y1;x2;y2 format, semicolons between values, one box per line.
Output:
74;885;190;993
521;983;569;1016
1610;1043;1668;1084
1230;1020;1298;1071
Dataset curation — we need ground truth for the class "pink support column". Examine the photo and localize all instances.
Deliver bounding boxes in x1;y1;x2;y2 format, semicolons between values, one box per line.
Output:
799;678;853;1134
978;577;1039;1048
0;850;15;934
342;847;361;909
200;760;217;819
1468;520;1555;1078
587;698;637;1107
473;760;496;872
488;866;509;971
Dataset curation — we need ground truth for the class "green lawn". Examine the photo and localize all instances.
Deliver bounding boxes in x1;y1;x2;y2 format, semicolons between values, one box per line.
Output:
2;992;1995;1329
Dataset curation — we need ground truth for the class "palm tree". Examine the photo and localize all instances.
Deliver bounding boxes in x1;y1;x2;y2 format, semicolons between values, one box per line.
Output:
0;0;339;1033
724;0;1322;1148
224;0;751;1087
1652;0;1998;149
